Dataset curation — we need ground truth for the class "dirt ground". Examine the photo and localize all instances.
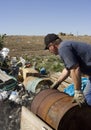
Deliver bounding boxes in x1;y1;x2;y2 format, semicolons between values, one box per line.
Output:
0;90;33;130
0;100;21;130
4;35;91;58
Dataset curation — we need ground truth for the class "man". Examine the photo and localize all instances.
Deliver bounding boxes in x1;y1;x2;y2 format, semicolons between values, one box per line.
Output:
44;33;91;106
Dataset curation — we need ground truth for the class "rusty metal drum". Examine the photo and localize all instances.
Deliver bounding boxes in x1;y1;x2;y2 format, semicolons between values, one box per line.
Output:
31;89;91;130
23;76;53;93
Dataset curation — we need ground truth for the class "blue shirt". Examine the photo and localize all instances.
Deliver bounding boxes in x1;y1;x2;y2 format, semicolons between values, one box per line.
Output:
58;40;91;75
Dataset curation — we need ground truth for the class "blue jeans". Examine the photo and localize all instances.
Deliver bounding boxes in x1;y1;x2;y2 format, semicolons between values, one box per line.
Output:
83;77;91;106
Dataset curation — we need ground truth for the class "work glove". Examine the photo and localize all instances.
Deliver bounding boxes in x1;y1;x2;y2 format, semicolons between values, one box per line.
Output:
72;90;86;107
50;81;60;89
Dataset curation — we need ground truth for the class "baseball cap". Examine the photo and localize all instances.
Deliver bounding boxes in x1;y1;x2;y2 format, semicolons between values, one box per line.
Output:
44;33;59;49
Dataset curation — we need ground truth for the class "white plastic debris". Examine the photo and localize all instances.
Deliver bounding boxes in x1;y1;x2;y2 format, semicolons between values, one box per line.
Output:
15;97;22;104
9;91;19;101
0;91;9;101
10;57;17;66
9;91;22;104
1;47;10;59
19;57;26;66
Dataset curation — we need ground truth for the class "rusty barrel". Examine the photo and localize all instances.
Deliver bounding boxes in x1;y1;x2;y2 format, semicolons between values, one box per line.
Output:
23;76;53;93
31;89;91;130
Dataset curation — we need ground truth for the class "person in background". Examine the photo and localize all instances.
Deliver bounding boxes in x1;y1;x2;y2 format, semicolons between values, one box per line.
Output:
44;33;91;106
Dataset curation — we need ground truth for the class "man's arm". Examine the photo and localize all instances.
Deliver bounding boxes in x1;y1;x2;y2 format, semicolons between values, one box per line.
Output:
70;64;86;106
57;68;70;83
70;64;81;90
51;68;70;89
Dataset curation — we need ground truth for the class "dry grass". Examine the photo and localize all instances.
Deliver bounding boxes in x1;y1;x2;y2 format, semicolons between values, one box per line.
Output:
4;35;91;58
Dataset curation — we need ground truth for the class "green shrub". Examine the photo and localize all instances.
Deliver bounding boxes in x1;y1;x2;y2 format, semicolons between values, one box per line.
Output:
28;55;64;73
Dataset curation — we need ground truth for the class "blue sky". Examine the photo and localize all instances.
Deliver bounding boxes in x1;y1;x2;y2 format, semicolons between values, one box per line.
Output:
0;0;91;36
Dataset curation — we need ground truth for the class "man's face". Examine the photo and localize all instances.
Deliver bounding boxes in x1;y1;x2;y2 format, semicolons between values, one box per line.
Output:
48;43;58;55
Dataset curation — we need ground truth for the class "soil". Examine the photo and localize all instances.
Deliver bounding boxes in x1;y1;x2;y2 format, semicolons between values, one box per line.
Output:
0;100;21;130
0;91;33;130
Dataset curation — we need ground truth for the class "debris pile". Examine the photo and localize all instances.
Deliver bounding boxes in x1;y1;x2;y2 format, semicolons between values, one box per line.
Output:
0;50;73;130
0;55;53;130
0;82;36;130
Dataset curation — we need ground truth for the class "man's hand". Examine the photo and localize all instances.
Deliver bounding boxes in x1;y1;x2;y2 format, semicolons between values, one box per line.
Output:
72;90;86;107
50;81;60;89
